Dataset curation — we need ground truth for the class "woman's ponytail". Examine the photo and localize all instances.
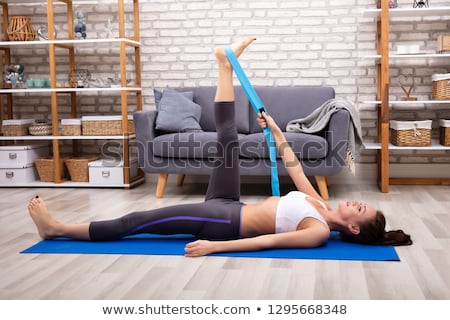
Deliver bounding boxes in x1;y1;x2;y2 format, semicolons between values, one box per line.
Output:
340;210;412;246
378;230;412;246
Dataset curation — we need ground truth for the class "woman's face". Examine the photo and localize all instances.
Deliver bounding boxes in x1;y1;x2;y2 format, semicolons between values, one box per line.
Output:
338;200;377;226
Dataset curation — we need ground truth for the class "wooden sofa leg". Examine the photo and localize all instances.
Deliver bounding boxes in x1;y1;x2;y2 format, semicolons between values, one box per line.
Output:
315;176;329;200
177;174;186;186
156;173;169;198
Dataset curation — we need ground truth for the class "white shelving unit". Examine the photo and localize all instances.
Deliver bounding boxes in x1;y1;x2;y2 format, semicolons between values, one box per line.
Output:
0;0;144;188
361;4;450;191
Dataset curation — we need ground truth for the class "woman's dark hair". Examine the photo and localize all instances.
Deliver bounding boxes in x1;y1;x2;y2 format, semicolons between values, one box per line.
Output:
340;210;412;246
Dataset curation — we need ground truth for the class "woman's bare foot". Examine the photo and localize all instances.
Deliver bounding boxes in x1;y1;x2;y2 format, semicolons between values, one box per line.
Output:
214;37;257;65
28;197;61;240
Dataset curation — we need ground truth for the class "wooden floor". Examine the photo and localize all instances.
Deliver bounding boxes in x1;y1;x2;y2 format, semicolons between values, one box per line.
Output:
1;176;449;300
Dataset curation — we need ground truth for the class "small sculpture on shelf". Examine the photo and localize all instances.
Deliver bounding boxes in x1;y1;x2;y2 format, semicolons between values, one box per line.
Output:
70;69;91;88
74;11;87;40
104;17;115;38
36;25;57;41
413;0;429;8
398;74;418;101
4;64;26;88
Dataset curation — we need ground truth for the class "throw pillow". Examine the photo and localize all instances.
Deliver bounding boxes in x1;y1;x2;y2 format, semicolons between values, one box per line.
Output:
155;87;203;132
154;87;193;110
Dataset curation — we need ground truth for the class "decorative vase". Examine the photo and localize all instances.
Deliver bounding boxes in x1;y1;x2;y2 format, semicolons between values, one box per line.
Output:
377;0;398;8
7;16;36;41
74;11;87;40
413;0;429;8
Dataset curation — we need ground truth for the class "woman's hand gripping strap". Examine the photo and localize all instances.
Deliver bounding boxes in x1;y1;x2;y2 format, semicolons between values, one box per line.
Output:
224;47;280;196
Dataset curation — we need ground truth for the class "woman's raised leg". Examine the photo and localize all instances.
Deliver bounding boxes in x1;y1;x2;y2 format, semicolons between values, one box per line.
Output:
204;37;256;201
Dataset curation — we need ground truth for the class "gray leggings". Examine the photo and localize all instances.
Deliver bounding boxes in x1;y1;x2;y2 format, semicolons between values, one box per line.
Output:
89;102;244;241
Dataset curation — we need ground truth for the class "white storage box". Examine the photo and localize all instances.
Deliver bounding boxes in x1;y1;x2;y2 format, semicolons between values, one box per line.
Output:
0;164;39;184
0;143;49;168
88;158;138;185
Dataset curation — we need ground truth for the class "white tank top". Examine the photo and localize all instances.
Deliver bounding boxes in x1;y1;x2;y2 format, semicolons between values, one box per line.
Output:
276;191;328;233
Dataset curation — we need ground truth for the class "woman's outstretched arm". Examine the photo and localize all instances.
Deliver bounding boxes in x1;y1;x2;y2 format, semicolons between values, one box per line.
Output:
184;226;329;257
257;112;327;203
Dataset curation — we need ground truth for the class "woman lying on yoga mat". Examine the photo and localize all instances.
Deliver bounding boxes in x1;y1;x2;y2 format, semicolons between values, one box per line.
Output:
28;37;411;257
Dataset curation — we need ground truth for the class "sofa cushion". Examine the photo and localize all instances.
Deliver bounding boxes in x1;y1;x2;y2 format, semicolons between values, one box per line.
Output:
155;87;203;133
152;131;327;160
153;132;246;159
239;132;327;160
154;87;193;110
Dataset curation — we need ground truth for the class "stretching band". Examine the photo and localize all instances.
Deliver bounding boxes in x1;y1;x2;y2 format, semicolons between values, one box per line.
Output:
224;47;280;196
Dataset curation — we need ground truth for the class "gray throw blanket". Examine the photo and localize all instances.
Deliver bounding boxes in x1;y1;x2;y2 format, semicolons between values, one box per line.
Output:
286;98;363;175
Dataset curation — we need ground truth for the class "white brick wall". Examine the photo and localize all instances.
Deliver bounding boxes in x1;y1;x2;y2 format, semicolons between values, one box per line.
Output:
2;0;450;165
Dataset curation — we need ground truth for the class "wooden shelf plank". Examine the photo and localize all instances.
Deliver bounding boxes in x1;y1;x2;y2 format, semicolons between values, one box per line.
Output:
362;100;450;105
362;53;450;60
364;139;450;151
0;87;142;94
0;38;141;48
363;7;450;18
0;134;136;141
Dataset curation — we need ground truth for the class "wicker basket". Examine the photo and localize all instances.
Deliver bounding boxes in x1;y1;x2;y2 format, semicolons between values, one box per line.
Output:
7;16;36;41
390;120;432;147
29;122;52;136
61;118;82;136
35;157;67;182
438;34;450;52
81;115;135;135
2;119;35;136
440;119;450;146
65;156;99;182
432;74;450;100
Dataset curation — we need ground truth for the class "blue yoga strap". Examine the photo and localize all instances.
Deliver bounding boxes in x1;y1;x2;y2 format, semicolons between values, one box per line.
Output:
224;47;280;196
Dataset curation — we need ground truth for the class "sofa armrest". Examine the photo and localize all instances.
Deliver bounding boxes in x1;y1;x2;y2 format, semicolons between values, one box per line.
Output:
134;110;158;141
133;110;158;168
325;109;350;168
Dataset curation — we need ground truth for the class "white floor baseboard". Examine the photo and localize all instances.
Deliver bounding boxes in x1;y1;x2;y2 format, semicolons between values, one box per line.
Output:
328;163;450;185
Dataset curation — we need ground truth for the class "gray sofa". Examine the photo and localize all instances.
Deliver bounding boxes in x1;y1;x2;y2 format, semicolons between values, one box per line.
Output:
133;86;350;199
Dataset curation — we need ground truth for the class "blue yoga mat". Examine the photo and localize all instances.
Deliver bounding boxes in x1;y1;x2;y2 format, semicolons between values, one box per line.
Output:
21;233;399;261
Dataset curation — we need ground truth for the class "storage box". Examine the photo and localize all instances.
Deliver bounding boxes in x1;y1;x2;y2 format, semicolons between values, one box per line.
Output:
35;157;67;182
2;119;35;136
0;164;39;184
61;118;82;136
438;34;450;52
390;120;432;146
88;158;138;185
65;156;99;182
0;143;49;168
440;119;450;146
432;74;450;100
81;115;135;135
